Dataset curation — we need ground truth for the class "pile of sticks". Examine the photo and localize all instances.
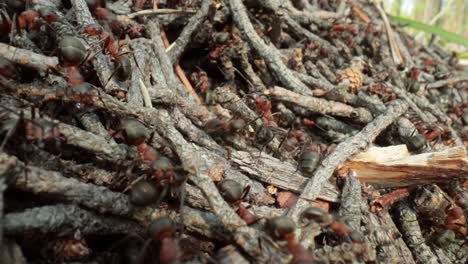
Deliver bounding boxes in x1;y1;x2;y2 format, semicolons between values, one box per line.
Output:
0;0;467;263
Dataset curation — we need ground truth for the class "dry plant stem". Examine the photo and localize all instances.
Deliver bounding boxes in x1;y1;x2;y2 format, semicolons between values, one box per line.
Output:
426;76;468;89
3;204;144;236
71;0;122;93
395;202;439;264
0;43;59;72
128;39;148;107
374;2;402;65
230;151;339;202
0;153;133;216
167;0;212;63
338;172;362;231
228;0;311;96
266;86;372;124
123;8;197;19
370;188;410;212
287;100;409;223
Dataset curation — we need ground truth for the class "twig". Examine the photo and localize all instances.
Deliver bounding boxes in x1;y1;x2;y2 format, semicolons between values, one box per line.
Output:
395;202;439;264
228;0;311;96
266;86;373;124
0;153;134;216
166;0;212;63
287;100;408;223
374;1;403;65
426;76;468;89
0;43;59;72
122;8;196;19
3;204;144;236
338;170;362;231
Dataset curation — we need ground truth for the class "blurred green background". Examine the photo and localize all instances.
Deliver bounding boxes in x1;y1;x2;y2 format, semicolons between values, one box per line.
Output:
383;0;468;52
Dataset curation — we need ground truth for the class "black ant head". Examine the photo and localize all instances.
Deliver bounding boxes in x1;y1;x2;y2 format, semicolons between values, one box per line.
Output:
217;179;243;203
120;118;149;146
300;206;333;226
129;180;159;206
58;36;86;66
148;217;176;241
265;216;296;240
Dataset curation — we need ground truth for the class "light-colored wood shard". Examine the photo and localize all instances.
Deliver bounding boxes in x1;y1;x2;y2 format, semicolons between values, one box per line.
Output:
341;145;468;188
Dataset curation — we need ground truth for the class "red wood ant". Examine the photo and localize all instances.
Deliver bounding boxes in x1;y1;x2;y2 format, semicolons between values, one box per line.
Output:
265;216;314;264
146;217;181;264
0;57;17;79
117;118;159;162
17;10;40;32
204;117;246;138
83;24;132;82
297;144;323;177
217;179;257;224
300;206;362;243
58;36;87;85
129;179;160;206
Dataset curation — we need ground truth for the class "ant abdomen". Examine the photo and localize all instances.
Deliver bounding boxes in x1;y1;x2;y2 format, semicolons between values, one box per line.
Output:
218;179;243;203
298;150;320;176
129;180;159;206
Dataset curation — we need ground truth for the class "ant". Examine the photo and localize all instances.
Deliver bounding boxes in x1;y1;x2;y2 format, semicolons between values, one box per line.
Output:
300;206;363;244
115;118;159;162
401;131;426;152
128;179;160;206
111;217;182;264
83;24;132;82
150;156;187;206
204;117;246;138
297;143;325;177
0;57;17;79
217;179;257;224
265;216;314;264
57;36;87;84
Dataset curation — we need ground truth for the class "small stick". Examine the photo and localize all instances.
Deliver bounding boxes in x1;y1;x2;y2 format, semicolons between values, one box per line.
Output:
0;153;134;216
370;188;411;212
287;100;408;223
266;86;373;124
122;8;196;19
395;202;439;264
3;204;144;236
0;43;59;72
426;76;468;89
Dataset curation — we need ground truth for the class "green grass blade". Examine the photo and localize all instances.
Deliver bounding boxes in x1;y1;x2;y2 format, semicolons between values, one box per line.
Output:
389;15;468;47
458;52;468;59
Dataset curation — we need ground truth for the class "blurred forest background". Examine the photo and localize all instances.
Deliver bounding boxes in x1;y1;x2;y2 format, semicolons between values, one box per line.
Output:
383;0;467;54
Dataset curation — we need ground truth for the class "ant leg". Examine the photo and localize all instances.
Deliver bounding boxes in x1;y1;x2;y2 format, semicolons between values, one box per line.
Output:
155;185;169;207
274;127;292;158
177;182;186;236
133;238;152;264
